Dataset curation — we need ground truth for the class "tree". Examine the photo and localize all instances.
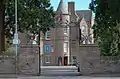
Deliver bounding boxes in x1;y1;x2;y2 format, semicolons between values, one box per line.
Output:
89;0;120;56
0;0;55;51
5;0;55;37
0;0;5;51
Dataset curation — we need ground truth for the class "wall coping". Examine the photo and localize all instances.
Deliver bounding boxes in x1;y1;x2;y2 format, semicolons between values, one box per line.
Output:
79;44;99;47
0;56;15;58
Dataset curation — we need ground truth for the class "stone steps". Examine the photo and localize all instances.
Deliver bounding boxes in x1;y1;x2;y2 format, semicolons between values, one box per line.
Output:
41;66;80;76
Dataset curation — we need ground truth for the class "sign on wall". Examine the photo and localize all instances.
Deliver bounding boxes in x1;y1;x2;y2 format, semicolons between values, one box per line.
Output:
44;44;51;53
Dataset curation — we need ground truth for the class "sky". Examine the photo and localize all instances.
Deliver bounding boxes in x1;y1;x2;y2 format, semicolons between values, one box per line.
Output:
50;0;91;11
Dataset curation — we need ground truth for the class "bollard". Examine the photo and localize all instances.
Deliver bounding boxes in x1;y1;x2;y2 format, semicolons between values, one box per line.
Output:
76;61;80;72
78;67;80;72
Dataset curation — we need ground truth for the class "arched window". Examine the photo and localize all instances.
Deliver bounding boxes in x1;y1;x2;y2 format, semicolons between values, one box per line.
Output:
80;25;88;36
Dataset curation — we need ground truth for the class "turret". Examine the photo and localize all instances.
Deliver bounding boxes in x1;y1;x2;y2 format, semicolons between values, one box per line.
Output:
54;0;70;65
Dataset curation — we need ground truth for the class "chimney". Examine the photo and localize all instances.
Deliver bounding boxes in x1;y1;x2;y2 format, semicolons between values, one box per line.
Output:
68;2;75;14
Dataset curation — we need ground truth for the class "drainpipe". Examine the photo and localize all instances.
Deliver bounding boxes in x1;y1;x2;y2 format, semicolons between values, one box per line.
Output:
38;31;41;75
69;24;72;65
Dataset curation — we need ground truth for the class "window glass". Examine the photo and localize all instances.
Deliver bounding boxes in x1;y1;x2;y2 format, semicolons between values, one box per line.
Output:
64;27;68;34
45;31;50;40
45;55;50;63
64;42;68;52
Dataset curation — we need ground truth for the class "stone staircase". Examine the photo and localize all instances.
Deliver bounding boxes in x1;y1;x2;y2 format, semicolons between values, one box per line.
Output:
41;66;80;76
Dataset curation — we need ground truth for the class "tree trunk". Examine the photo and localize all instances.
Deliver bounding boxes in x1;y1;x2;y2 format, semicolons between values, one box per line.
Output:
0;1;5;52
38;32;41;75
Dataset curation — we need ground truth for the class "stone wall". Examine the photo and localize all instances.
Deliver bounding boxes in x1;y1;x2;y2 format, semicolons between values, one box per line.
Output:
19;45;39;75
0;45;39;75
18;33;40;75
0;56;15;74
1;44;120;75
78;44;120;75
99;57;120;74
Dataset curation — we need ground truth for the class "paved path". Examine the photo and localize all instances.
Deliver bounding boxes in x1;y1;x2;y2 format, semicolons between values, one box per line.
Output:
0;76;120;79
0;66;120;79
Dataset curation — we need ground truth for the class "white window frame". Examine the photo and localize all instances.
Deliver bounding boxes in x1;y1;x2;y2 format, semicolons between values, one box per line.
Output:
64;26;68;35
64;42;68;53
45;31;51;40
45;55;50;64
51;46;54;52
64;36;68;40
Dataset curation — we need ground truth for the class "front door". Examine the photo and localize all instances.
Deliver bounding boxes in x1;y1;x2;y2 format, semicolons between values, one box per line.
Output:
64;56;68;66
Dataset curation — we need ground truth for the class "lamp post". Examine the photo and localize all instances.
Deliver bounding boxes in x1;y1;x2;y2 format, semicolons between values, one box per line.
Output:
13;0;20;75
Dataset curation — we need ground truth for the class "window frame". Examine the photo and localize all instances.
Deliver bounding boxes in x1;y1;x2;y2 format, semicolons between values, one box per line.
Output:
64;42;68;53
45;31;51;40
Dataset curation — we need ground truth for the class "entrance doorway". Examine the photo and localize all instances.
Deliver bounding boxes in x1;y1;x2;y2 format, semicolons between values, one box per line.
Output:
64;56;68;66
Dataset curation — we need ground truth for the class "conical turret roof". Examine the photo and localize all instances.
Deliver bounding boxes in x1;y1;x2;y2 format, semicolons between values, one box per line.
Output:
56;0;68;14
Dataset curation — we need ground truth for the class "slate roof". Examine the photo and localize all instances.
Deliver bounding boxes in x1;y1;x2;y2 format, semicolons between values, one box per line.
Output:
76;10;92;26
56;0;68;14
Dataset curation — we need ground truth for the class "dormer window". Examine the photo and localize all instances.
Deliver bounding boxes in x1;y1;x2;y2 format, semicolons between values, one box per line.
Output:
81;25;85;34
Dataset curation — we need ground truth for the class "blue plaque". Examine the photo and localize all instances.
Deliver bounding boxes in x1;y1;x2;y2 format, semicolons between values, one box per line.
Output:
44;44;51;53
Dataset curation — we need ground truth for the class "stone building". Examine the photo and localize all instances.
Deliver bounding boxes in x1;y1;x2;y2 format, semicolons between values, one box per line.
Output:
41;0;94;66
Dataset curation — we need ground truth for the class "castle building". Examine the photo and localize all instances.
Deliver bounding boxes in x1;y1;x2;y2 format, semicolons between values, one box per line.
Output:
40;0;94;66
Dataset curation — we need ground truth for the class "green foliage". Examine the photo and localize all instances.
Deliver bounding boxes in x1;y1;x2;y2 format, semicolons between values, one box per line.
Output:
5;0;55;39
89;0;120;56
